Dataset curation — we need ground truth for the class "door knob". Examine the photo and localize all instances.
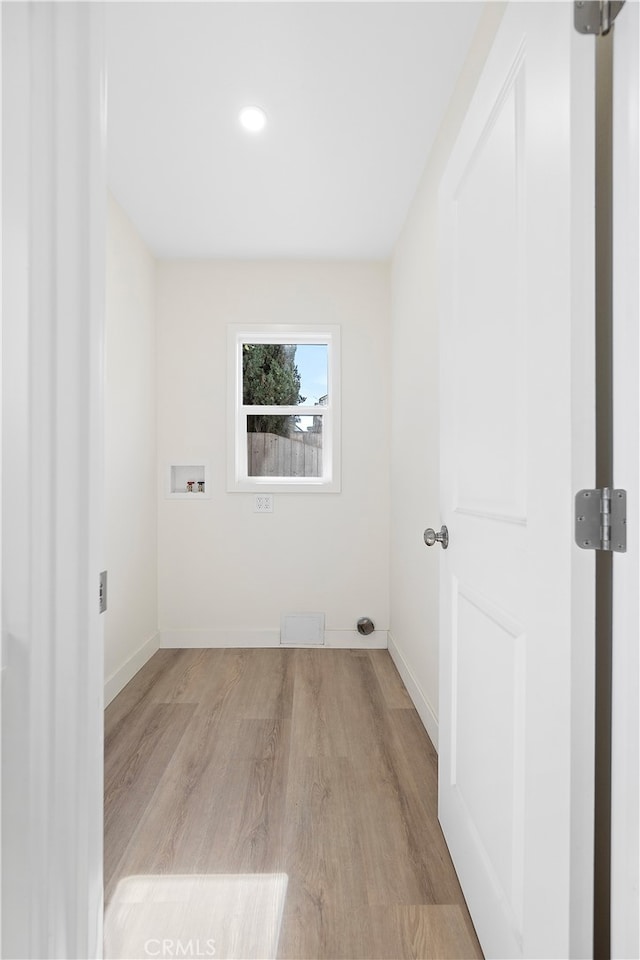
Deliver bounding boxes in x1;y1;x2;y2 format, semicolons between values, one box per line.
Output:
423;525;449;549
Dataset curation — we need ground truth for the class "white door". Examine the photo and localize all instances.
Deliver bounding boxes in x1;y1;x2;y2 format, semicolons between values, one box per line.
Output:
437;4;596;958
2;5;106;957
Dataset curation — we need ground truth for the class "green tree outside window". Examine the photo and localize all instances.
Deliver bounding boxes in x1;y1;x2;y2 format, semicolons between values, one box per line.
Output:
243;343;306;436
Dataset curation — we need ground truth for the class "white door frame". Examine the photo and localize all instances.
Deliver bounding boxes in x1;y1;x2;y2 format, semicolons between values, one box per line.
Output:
1;5;106;958
611;3;640;957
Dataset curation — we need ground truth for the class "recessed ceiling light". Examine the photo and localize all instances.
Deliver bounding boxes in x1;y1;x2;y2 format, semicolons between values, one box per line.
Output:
239;105;267;133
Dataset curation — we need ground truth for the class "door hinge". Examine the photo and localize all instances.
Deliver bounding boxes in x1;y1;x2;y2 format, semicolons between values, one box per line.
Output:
99;570;108;614
575;488;627;552
574;0;625;36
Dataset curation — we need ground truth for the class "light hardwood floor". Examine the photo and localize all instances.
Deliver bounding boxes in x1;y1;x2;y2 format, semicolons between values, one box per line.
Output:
104;648;483;960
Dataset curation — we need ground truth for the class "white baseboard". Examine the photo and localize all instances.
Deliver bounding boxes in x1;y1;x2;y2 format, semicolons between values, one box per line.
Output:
104;632;160;707
324;629;387;649
387;632;439;751
160;629;279;648
159;628;388;650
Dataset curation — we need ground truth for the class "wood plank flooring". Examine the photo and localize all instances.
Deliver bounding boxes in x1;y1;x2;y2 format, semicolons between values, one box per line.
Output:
104;649;483;960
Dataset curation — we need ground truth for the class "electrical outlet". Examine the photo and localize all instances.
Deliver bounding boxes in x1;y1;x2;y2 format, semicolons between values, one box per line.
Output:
254;494;273;513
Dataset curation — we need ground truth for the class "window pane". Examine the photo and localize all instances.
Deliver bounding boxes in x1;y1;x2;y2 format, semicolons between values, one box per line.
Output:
242;343;328;406
247;415;323;478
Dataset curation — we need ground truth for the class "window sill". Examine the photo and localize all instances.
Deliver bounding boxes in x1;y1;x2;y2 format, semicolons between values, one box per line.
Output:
227;476;341;494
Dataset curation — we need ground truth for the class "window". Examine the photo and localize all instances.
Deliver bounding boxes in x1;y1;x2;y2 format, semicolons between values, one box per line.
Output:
227;325;341;492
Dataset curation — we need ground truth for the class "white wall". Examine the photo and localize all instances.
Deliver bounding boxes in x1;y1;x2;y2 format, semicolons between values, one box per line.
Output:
156;261;390;647
105;195;159;702
388;4;505;747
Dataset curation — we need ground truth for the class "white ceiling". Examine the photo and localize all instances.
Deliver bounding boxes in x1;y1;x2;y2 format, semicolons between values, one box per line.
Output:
106;2;483;259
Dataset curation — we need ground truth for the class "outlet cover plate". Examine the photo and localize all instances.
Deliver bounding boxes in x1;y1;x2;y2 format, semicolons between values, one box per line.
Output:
254;494;273;513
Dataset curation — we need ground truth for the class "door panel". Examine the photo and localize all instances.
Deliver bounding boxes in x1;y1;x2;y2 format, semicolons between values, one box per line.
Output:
438;5;595;958
452;582;526;933
453;65;526;522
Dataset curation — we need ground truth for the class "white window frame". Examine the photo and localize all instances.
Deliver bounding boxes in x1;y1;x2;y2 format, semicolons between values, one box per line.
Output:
227;324;341;493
